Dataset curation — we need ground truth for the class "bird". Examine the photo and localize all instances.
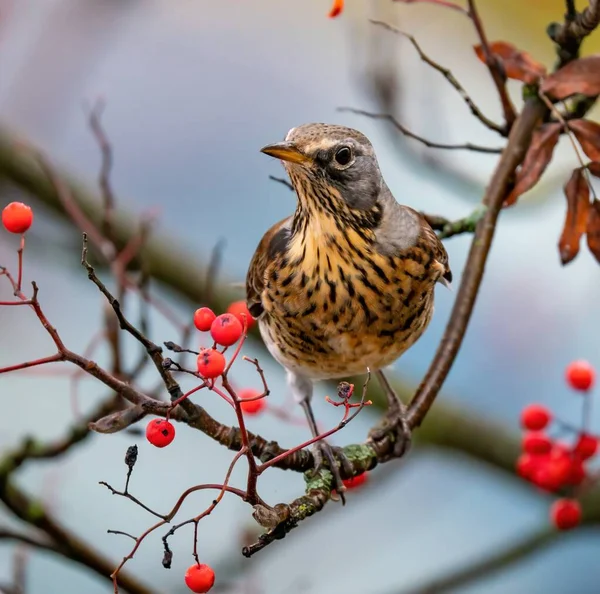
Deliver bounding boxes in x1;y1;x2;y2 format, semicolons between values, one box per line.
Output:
246;123;451;501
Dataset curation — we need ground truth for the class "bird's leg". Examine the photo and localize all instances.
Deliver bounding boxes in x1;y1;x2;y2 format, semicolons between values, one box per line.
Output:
287;371;352;504
368;369;412;458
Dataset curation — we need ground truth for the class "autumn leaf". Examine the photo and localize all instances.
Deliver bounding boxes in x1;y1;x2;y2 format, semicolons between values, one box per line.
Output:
328;0;344;17
505;123;561;206
568;119;600;162
474;41;546;84
541;55;600;100
587;199;600;265
559;167;590;265
588;162;600;178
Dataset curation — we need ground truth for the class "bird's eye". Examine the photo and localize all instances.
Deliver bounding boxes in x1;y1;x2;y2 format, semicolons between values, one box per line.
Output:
334;146;352;166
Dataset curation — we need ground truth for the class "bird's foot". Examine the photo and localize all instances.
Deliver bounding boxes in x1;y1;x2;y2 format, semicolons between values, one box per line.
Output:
309;440;354;505
368;407;412;460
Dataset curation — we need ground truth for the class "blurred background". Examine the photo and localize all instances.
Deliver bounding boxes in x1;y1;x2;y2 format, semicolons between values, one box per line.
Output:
1;0;600;592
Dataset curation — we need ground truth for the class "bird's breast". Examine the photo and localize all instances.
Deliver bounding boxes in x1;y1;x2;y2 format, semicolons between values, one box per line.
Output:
258;221;438;378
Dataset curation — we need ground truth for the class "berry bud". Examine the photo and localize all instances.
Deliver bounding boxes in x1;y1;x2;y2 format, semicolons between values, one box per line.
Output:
2;202;33;234
210;313;243;347
146;419;175;448
239;388;266;415
520;404;551;431
194;307;216;332
185;563;215;593
227;301;256;330
565;360;595;392
342;472;368;490
124;444;138;469
522;431;552;455
196;348;226;379
550;498;582;530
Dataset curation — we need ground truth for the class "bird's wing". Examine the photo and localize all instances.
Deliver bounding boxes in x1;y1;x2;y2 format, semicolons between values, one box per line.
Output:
375;198;452;285
246;216;293;318
420;217;452;286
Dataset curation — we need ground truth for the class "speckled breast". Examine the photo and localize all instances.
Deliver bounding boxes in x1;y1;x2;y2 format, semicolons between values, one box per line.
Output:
258;245;437;380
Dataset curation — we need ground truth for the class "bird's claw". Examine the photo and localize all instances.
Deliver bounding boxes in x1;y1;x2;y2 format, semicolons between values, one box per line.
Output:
368;409;412;460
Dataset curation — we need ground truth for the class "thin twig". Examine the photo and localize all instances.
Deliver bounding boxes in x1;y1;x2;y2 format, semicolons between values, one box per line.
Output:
369;19;505;135
467;0;516;130
338;108;503;153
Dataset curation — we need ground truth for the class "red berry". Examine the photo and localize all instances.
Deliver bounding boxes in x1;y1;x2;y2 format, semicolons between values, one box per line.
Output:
194;307;216;332
196;349;226;379
146;419;175;448
550;498;582;530
227;301;256;330
210;313;243;347
516;453;539;480
522;431;552;455
568;458;587;486
532;447;571;492
239;388;266;415
342;472;368;489
565;360;595;391
574;434;598;460
2;202;33;234
184;563;215;593
520;404;552;430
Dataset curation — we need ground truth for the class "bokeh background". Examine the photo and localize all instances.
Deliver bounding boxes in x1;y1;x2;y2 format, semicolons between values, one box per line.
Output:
1;0;600;592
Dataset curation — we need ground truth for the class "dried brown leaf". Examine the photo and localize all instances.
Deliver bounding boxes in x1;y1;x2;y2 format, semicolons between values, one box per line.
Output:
568;119;600;162
559;167;590;265
505;123;561;206
588;161;600;178
587;199;600;265
541;55;600;100
474;41;547;84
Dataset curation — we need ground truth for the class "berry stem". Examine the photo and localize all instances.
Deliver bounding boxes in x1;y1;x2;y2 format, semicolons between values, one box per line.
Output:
16;234;25;293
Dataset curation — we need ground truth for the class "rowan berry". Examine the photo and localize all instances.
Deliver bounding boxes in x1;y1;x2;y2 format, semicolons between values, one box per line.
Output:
227;301;256;330
146;419;175;448
550;499;582;530
210;314;243;347
342;472;368;489
565;360;595;391
522;432;552;455
238;388;266;415
520;404;551;430
194;307;216;332
196;349;226;379
516;454;538;480
2;202;33;234
184;563;215;593
574;434;598;460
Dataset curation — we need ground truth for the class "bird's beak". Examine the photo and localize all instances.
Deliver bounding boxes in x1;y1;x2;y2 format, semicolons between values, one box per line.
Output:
260;141;311;165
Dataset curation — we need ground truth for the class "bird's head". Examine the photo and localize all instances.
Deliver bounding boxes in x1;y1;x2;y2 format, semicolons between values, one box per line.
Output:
261;123;384;215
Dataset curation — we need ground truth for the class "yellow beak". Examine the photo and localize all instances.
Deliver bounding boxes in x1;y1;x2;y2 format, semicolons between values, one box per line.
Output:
260;141;311;165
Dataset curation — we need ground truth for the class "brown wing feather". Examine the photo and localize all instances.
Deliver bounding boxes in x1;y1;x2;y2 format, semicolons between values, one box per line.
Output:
246;216;293;318
419;217;452;284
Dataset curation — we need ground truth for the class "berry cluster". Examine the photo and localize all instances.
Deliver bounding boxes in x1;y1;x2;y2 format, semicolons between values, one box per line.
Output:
145;302;265;452
517;360;597;531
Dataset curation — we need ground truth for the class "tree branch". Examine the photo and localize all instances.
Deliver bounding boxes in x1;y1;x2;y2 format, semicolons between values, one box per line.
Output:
406;98;548;428
369;19;505;135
